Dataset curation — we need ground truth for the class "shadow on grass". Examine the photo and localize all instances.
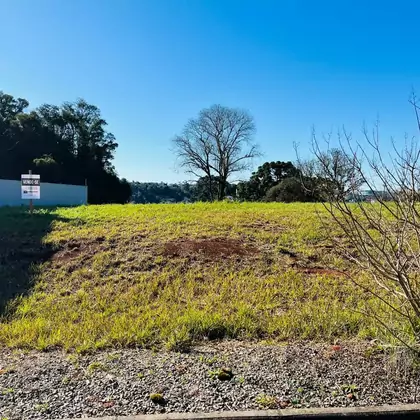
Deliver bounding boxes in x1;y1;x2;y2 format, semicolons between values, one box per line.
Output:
0;207;67;318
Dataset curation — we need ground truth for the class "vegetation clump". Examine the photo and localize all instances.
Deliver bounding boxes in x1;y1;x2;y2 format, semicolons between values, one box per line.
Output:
149;393;165;405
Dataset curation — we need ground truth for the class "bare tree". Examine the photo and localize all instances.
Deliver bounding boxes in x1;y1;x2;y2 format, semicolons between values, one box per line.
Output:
296;132;364;200
310;98;420;352
173;105;259;200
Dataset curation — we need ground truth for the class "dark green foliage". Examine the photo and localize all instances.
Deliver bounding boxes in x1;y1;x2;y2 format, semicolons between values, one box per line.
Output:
33;155;61;182
237;160;327;202
130;177;236;204
264;177;325;203
265;178;307;202
238;161;301;201
130;182;194;203
0;91;130;204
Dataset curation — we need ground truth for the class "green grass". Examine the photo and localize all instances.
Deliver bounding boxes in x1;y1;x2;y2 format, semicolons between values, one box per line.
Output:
255;394;279;409
0;202;409;352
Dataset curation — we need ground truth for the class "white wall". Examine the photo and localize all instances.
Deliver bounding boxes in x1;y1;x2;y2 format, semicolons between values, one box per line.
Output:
0;179;87;207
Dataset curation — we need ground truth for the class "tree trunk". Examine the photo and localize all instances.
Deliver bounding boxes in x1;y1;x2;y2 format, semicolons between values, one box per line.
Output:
218;178;227;200
207;176;214;201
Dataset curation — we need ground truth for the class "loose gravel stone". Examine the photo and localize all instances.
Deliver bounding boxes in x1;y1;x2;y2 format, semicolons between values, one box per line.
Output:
0;341;419;419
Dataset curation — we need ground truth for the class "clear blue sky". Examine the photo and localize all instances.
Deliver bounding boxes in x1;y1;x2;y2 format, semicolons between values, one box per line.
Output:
1;0;419;182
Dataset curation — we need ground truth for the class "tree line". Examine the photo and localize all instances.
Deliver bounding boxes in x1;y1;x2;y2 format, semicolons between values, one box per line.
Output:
130;177;237;204
0;92;360;204
130;151;357;204
0;91;130;204
171;104;360;203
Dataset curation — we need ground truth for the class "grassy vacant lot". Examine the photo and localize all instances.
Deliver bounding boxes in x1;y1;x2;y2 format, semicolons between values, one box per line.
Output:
0;203;406;352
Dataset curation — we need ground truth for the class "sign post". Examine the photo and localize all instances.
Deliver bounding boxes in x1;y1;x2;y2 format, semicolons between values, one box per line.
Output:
21;171;40;213
29;169;33;214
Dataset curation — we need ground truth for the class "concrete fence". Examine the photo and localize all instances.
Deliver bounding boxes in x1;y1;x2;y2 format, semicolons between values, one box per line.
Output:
0;179;87;207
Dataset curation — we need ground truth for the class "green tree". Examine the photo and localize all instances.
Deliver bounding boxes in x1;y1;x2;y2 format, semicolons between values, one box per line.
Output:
0;91;130;204
265;177;307;202
33;155;61;183
237;161;300;201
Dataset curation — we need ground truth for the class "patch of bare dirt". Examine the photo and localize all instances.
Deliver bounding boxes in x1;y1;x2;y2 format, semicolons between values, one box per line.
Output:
162;238;258;259
279;247;346;277
52;238;103;263
244;221;287;233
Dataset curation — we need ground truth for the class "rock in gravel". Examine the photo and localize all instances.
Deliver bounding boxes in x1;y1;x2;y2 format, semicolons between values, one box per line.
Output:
0;341;419;420
218;368;234;381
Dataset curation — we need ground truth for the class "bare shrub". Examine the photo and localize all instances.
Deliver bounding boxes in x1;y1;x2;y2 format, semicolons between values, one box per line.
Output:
305;96;420;352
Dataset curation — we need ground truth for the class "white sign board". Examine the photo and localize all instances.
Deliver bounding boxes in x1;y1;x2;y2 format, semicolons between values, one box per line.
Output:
21;174;41;199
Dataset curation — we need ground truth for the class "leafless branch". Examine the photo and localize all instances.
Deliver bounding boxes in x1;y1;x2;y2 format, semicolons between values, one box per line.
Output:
172;104;260;200
308;97;420;352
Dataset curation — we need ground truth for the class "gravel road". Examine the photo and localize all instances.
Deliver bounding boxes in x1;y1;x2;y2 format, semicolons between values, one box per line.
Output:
1;341;419;419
